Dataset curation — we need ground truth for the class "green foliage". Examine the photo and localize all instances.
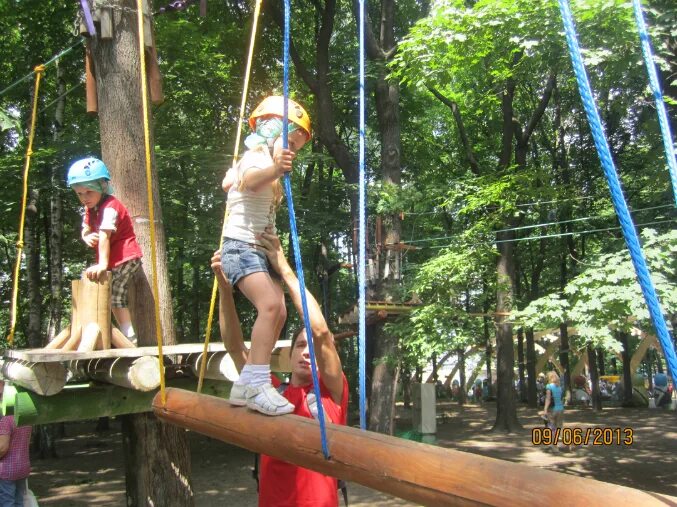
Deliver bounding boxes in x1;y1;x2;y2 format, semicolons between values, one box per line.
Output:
515;229;676;351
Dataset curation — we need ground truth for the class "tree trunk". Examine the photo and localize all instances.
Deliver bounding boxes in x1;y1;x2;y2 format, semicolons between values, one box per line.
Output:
483;292;493;397
363;0;402;436
402;368;411;409
517;329;526;402
611;356;618;374
596;348;605;376
47;60;65;343
458;349;466;406
525;328;537;408
493;235;520;432
559;323;572;403
619;332;633;406
25;189;42;349
89;3;193;504
587;345;602;411
368;328;399;435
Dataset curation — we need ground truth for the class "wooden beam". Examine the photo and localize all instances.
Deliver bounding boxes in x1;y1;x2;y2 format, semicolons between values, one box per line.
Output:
68;356;161;391
0;359;67;396
4;341;291;363
2;378;231;426
152;389;663;507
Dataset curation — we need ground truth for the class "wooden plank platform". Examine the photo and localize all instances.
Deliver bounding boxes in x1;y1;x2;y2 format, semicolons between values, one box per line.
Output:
3;341;291;363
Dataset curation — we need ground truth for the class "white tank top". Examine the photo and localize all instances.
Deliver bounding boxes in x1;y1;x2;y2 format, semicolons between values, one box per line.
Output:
222;147;277;245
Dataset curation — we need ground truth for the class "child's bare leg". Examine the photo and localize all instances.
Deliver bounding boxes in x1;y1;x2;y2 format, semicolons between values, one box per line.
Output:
238;272;286;365
235;272;292;415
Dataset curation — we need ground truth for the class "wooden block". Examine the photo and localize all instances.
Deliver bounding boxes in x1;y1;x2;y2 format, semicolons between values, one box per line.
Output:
100;8;113;39
85;45;98;114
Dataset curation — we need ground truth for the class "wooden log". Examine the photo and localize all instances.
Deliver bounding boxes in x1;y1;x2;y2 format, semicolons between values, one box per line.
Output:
4;379;230;426
44;326;71;350
186;352;238;382
111;327;136;348
185;346;291;381
153;389;666;507
0;359;67;396
69;356;160;391
78;322;101;352
61;325;82;351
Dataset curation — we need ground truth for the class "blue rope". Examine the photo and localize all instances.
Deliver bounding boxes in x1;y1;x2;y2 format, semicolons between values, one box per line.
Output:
357;0;368;431
282;0;331;460
632;0;677;205
557;0;677;381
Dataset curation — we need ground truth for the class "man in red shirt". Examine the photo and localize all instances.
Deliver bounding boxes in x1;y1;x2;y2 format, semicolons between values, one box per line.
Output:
211;230;348;507
0;381;32;506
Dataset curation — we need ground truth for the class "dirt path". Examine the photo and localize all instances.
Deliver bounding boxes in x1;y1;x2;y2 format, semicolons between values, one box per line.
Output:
29;402;676;505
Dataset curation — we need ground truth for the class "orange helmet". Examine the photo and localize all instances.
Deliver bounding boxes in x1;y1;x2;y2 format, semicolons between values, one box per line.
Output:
249;96;312;140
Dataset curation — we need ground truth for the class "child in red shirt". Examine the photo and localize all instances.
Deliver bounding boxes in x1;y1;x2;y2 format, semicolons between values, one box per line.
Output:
67;157;143;344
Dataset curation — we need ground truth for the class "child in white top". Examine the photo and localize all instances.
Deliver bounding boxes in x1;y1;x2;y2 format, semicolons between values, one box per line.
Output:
221;96;311;415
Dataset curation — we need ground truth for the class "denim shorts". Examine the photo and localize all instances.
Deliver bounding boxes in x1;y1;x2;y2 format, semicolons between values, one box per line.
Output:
221;237;273;287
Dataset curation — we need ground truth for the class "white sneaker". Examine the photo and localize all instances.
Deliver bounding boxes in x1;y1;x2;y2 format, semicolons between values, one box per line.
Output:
229;382;247;406
245;383;295;416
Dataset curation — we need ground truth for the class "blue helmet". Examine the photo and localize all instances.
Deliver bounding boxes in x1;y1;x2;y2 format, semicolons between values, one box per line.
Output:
66;157;110;187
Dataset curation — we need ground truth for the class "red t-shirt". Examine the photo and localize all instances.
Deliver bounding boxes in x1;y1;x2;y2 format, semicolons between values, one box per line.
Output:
84;195;142;269
258;374;349;507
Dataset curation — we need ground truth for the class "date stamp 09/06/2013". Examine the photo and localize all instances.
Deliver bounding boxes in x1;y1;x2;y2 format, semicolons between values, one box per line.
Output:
531;427;634;446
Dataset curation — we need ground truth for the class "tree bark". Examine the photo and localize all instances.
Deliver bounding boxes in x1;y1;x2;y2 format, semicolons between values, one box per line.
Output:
458;349;466;406
493;235;520;432
587;345;602;411
47;60;65;343
619;332;633;406
483;289;493;397
25;189;42;349
368;328;399;435
517;329;526;402
89;2;193;504
525;328;537;408
596;348;605;376
559;324;572;402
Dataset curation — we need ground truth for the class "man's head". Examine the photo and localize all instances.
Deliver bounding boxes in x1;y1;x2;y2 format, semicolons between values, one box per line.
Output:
290;327;312;385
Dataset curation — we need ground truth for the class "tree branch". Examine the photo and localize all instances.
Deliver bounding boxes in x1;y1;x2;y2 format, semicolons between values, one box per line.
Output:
265;0;319;93
522;72;557;144
427;85;481;175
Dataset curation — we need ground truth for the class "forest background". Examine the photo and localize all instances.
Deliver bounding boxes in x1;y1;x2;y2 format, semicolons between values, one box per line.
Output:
0;0;675;434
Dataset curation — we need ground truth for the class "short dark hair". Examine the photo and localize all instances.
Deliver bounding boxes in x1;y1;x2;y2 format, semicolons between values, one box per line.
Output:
290;326;305;348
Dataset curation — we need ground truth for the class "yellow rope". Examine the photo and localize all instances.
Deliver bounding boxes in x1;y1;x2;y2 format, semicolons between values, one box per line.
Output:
6;65;45;346
197;0;263;393
136;0;166;405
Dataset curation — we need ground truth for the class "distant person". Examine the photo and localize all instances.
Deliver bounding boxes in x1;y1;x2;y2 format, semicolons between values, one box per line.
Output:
539;371;570;450
653;373;671;408
67;157;143;345
221;96;312;416
0;381;32;506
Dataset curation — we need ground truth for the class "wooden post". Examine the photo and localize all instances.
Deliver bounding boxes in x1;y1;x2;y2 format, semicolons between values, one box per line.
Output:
153;389;665;507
